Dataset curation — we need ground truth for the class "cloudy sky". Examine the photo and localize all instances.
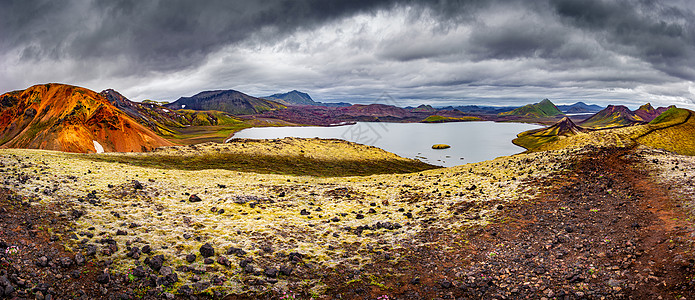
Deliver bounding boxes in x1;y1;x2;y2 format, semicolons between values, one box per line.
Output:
2;0;695;108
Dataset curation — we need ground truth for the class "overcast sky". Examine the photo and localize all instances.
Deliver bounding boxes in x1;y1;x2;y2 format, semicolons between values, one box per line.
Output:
2;0;695;108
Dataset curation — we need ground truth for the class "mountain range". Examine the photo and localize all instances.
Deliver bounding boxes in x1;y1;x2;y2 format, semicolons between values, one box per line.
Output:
514;102;676;151
0;83;682;154
580;103;671;129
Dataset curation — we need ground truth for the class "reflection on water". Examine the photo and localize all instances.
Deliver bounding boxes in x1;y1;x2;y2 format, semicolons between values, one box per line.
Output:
229;121;543;167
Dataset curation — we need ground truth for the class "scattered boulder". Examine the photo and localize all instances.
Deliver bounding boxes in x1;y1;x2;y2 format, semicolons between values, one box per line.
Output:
133;266;147;277
279;265;293;276
86;244;97;256
199;243;215;257
132;180;143;190
189;194;203;202
264;267;278;278
186;254;196;263
75;253;86;266
96;272;110;284
36;256;48;267
217;256;231;267
288;252;304;262
126;247;140;259
145;254;165;271
227;247;246;257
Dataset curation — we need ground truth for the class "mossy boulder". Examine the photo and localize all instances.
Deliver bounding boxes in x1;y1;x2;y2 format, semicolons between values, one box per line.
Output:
432;144;451;149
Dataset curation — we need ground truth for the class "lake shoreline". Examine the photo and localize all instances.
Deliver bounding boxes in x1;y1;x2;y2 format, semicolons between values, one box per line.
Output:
226;121;543;167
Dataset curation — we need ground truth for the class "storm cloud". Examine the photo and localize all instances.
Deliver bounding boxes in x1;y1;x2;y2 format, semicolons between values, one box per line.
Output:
1;0;694;107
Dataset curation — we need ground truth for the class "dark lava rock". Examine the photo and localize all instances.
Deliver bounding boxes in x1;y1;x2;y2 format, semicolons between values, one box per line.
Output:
189;194;202;202
199;243;215;257
244;264;255;274
96;272;110;284
356;214;365;219
133;266;147;277
203;258;214;265
157;273;179;287
178;285;193;296
239;258;253;268
227;247;246;257
116;229;128;236
60;257;73;268
132;180;143;190
440;280;452;288
160;266;173;276
86;244;97;256
36;256;49;267
75;253;86;266
288;252;304;262
141;245;151;254
217;256;231;267
145;254;164;271
279;265;293;276
300;209;310;215
264;267;278;278
127;247;140;259
186;254;196;263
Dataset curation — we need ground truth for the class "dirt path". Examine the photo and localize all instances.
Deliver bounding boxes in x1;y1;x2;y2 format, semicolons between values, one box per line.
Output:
326;147;695;299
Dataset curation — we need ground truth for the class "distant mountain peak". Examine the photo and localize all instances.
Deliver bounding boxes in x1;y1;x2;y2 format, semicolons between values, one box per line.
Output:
264;90;316;106
165;89;285;115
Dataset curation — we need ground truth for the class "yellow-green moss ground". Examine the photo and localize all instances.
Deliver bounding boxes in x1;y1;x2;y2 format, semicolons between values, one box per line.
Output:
0;139;571;295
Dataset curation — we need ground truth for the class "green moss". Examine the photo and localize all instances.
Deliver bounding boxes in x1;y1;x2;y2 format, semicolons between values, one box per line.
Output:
81;142;439;177
422;115;481;123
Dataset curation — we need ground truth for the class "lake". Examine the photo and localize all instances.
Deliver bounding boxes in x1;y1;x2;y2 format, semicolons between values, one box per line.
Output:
228;121;543;167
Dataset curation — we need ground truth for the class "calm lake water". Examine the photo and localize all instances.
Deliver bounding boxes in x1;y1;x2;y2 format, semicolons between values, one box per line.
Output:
228;121;543;167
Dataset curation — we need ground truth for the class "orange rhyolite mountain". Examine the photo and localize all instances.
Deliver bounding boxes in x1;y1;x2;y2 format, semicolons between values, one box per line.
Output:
0;83;173;153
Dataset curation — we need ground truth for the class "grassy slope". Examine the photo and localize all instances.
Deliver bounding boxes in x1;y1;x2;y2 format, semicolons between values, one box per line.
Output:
635;108;695;155
499;99;563;118
579;112;639;129
518;108;695;155
84;138;440;177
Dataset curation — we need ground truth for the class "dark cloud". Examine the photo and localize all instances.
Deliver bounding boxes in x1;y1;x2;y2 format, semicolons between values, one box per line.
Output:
1;0;401;74
0;0;694;107
550;0;695;80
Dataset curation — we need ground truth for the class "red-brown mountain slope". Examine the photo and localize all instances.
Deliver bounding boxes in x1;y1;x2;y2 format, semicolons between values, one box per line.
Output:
0;83;173;153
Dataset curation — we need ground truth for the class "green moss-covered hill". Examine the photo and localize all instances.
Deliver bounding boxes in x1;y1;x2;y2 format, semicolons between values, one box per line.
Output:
498;99;564;118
